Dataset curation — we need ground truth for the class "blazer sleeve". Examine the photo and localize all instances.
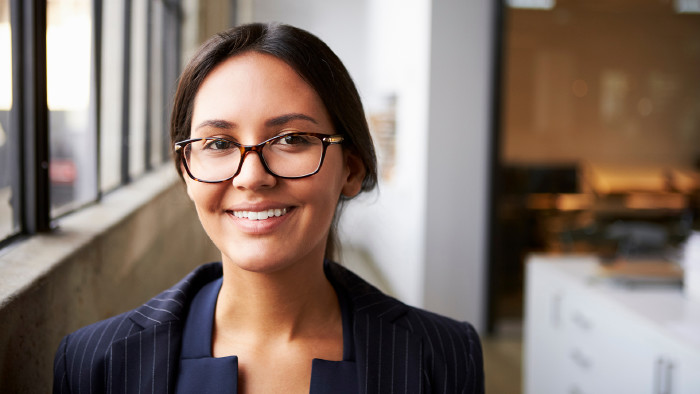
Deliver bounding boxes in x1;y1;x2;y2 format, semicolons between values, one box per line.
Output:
400;307;485;394
53;335;71;394
51;312;134;394
464;322;485;394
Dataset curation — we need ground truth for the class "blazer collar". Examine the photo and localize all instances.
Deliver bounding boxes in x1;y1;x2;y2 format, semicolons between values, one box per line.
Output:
325;262;424;393
128;262;223;329
108;263;224;394
128;261;411;330
116;261;424;394
324;261;411;323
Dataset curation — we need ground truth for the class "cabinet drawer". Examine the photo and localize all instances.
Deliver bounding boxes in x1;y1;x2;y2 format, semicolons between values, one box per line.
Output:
561;286;657;393
524;259;700;394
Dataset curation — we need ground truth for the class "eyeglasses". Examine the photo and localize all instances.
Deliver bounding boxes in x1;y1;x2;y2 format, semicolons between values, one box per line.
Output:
174;132;344;183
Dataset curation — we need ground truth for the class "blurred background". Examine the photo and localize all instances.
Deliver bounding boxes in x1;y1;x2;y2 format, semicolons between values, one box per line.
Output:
0;0;699;393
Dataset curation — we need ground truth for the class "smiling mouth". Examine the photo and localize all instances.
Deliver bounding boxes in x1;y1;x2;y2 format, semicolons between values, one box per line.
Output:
231;208;289;221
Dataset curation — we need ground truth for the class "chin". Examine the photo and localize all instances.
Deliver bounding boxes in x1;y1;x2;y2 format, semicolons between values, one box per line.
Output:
223;251;298;274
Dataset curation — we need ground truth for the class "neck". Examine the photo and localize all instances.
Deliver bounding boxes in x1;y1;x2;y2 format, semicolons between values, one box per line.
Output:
215;256;339;340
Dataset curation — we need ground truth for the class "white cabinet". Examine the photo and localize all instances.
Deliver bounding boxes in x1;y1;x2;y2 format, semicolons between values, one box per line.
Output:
524;256;700;394
655;336;700;394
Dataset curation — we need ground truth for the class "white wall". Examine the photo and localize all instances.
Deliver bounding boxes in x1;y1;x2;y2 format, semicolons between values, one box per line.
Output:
341;0;432;308
423;0;495;331
244;0;495;330
241;0;371;102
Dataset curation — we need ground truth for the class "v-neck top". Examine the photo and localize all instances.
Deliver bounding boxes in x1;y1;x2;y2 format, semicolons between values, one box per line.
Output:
174;264;358;394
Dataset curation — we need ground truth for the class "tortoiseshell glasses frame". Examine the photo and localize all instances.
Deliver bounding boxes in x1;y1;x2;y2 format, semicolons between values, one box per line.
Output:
174;132;345;183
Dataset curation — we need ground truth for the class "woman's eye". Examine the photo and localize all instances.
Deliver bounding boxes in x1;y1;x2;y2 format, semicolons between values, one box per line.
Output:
203;139;233;150
279;135;310;145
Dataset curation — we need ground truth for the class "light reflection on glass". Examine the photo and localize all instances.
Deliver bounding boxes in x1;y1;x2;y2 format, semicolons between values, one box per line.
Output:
129;0;148;178
47;0;97;215
99;0;125;192
0;0;16;240
149;0;164;168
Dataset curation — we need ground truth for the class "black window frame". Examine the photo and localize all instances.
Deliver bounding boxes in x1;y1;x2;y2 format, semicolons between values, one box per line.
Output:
0;0;183;248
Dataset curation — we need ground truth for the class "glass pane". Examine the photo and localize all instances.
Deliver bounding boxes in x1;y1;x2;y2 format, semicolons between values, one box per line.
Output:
149;0;164;167
129;0;148;178
162;1;179;160
47;0;97;216
0;0;17;240
100;0;125;191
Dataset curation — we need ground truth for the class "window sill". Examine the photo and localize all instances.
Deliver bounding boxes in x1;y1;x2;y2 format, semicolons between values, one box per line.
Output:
0;165;179;309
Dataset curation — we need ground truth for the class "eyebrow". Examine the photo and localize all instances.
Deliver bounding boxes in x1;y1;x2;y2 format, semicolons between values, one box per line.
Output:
193;113;318;132
194;119;235;131
265;113;318;127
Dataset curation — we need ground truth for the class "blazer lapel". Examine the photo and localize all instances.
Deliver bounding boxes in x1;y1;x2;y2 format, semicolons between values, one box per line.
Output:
105;262;223;394
327;262;424;394
103;261;428;394
107;322;182;394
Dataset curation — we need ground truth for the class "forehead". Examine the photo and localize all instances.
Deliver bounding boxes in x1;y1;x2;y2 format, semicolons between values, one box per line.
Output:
191;52;330;133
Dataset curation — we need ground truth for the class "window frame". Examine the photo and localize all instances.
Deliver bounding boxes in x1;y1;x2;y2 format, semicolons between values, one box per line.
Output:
1;0;22;243
0;0;183;247
12;0;51;236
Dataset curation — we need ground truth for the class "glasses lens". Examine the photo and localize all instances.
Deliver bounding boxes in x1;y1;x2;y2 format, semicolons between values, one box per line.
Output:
182;134;328;181
264;134;324;177
184;139;241;182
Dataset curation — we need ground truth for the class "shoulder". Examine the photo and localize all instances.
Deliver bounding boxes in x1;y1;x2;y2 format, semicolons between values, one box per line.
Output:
403;305;484;365
327;260;482;346
58;262;223;347
53;262;223;393
326;261;484;393
401;306;485;394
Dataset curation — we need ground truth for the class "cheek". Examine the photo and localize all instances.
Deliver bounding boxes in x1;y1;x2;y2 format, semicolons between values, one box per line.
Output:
307;160;346;215
186;182;226;213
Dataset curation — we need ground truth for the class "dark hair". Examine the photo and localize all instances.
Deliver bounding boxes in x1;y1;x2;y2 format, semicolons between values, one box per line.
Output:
170;22;378;260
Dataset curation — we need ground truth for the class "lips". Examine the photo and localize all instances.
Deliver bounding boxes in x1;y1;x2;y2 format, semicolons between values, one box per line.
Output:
231;208;289;221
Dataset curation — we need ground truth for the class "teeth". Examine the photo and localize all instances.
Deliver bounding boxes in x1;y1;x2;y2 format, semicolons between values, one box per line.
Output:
233;208;288;220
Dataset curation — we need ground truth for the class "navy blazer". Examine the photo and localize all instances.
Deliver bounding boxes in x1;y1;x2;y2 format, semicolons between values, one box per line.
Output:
53;262;484;393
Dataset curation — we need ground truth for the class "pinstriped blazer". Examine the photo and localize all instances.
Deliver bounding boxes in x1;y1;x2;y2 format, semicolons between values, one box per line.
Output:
53;262;484;393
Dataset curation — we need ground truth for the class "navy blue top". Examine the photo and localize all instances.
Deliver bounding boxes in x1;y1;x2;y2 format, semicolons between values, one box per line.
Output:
56;261;485;394
175;267;358;394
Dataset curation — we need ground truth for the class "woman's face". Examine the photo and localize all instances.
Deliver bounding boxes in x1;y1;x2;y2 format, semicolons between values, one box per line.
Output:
185;52;364;273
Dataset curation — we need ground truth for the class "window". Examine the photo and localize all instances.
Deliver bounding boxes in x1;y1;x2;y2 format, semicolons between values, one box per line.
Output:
0;0;183;245
129;0;148;178
0;0;16;240
99;0;125;192
47;0;97;216
149;0;165;168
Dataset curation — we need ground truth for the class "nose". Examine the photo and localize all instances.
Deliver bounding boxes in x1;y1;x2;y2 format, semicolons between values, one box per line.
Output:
231;150;277;190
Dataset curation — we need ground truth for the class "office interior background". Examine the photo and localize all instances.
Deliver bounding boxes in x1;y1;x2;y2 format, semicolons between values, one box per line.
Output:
0;0;699;392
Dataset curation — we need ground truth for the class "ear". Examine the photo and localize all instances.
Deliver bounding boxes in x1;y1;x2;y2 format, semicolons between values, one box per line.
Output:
182;164;196;202
341;151;366;198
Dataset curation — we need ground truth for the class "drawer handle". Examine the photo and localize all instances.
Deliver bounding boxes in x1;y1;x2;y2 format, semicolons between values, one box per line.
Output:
571;311;593;331
551;293;563;328
570;348;592;370
655;357;674;394
568;385;585;394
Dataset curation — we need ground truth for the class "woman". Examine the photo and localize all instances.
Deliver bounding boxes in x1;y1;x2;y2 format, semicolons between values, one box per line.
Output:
53;23;484;394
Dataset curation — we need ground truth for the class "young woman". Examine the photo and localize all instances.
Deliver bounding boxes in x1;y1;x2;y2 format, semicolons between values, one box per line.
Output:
54;23;484;394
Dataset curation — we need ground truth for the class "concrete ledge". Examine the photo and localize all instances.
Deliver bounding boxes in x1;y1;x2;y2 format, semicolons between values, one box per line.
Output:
0;166;174;307
0;165;219;393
